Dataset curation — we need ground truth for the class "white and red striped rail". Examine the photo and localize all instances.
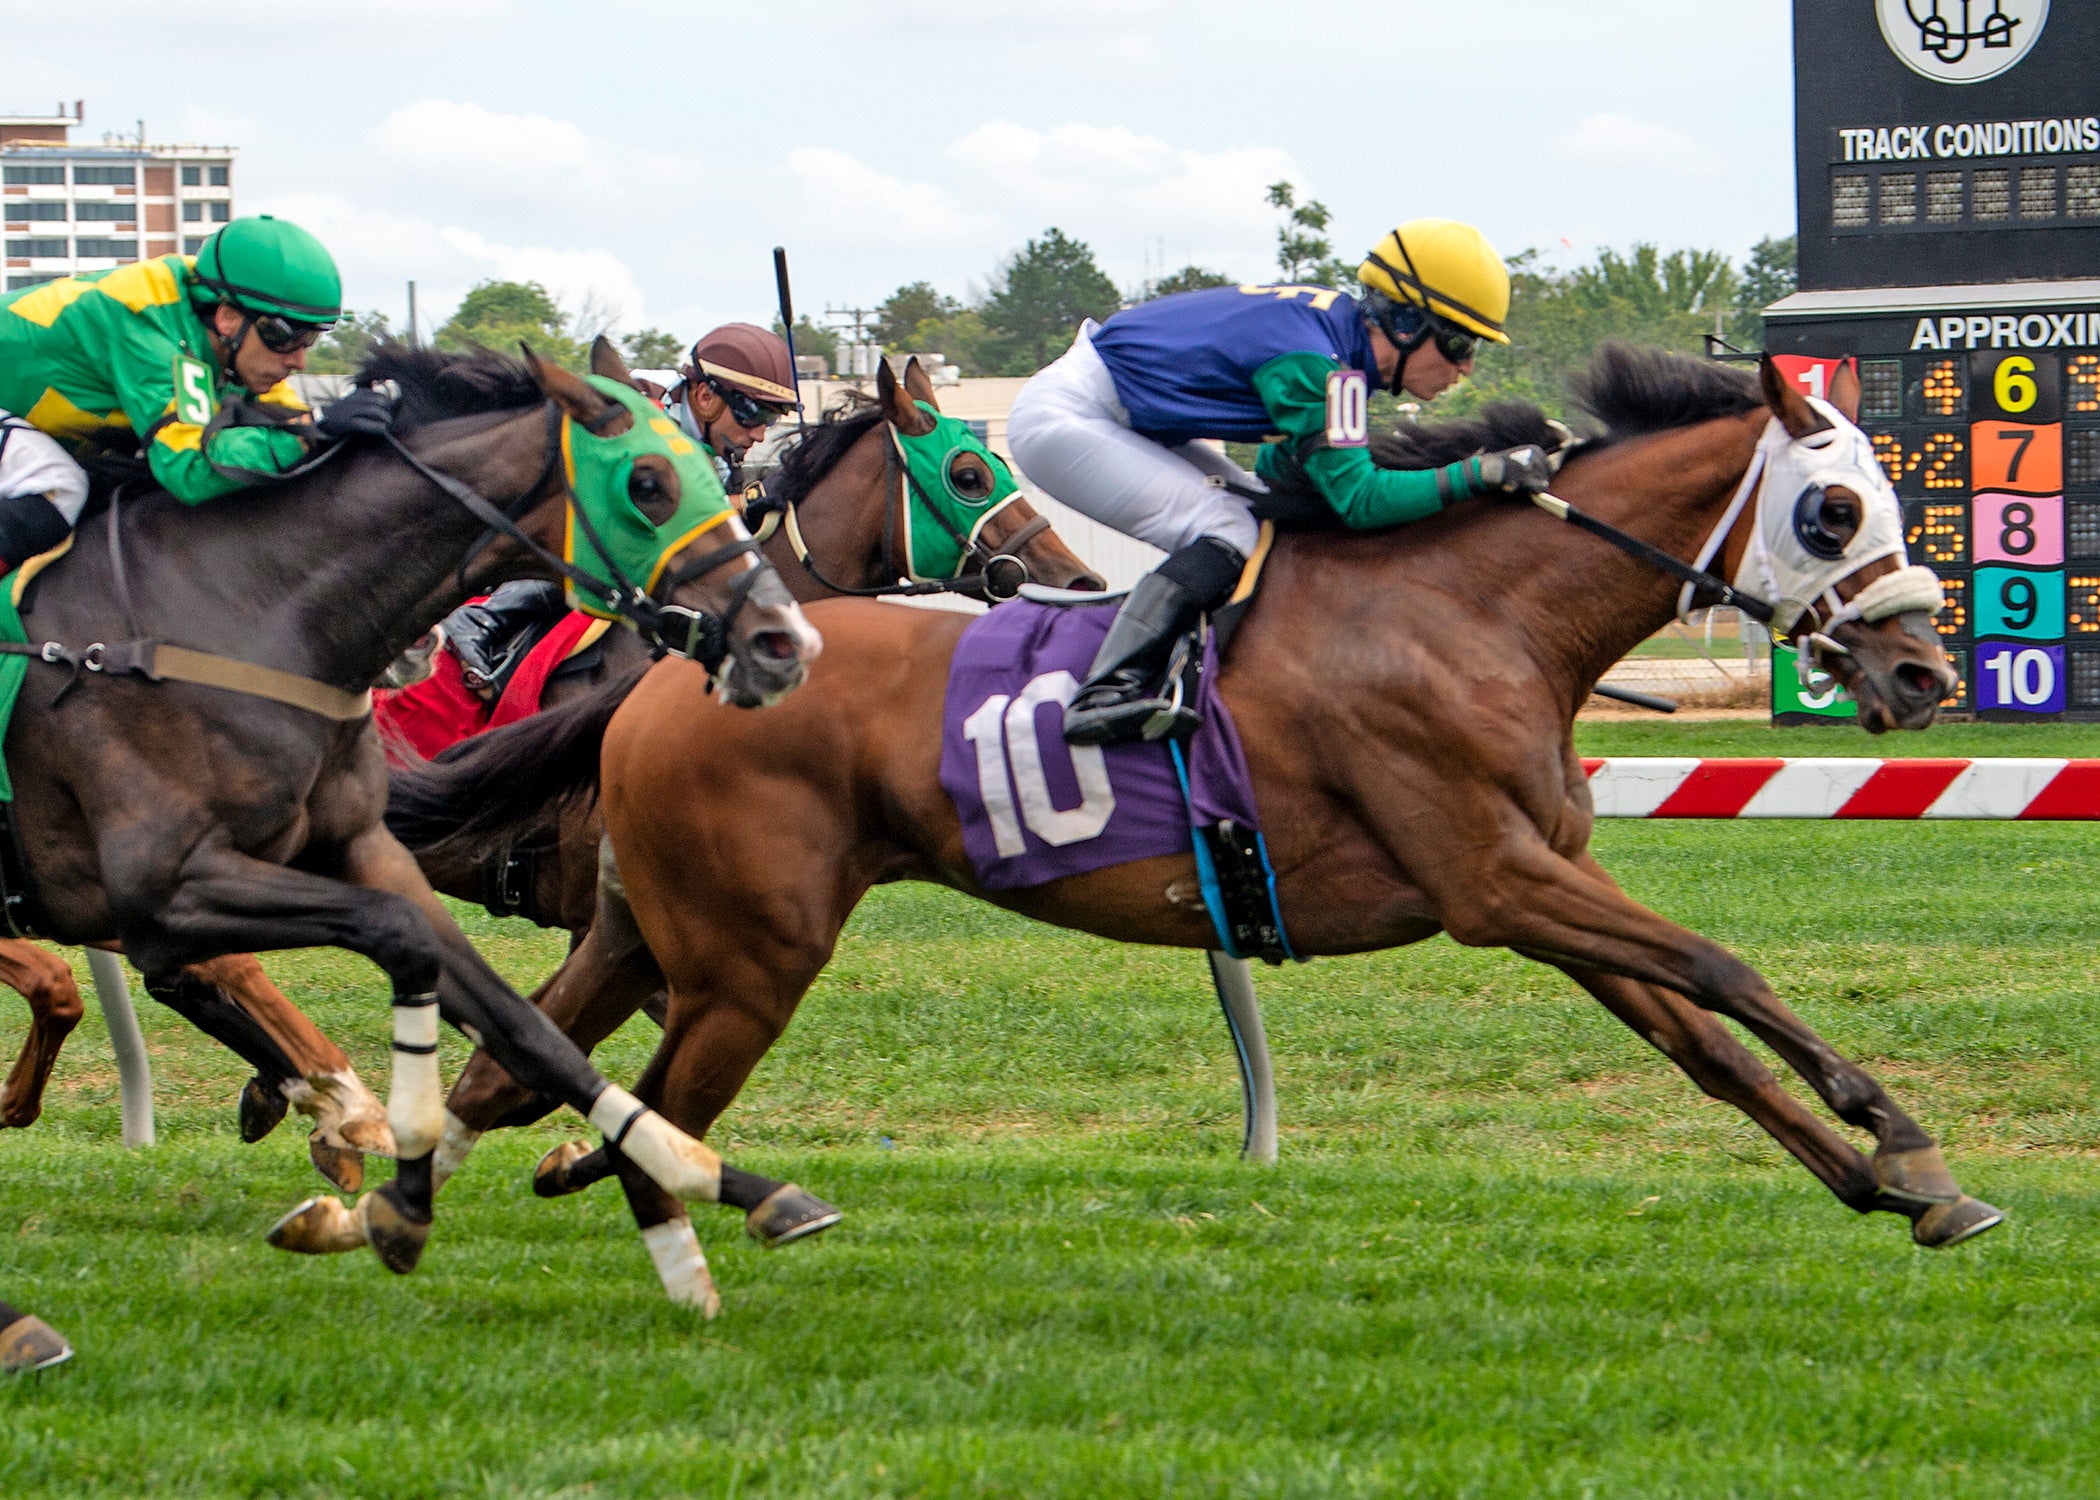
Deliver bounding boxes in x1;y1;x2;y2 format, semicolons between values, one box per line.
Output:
1583;759;2100;819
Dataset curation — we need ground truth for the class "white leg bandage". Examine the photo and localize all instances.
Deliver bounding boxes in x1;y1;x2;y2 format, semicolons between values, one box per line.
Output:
387;994;443;1160
588;1084;721;1202
430;1110;481;1192
640;1217;719;1314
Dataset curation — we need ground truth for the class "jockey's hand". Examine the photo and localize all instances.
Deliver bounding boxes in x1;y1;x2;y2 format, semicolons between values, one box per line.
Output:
1476;444;1554;496
316;386;396;442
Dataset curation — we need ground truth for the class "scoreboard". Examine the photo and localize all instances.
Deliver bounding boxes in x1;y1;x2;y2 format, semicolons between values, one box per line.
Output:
1767;342;2100;720
1768;1;2100;722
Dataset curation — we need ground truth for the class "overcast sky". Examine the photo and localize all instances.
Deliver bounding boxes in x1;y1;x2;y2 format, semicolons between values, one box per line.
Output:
7;0;1794;343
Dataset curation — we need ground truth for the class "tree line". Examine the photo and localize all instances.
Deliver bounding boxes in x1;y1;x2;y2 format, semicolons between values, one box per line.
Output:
311;181;1798;423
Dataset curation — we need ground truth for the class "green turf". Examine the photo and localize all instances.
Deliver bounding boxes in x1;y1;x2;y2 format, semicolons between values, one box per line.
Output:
7;721;2100;1495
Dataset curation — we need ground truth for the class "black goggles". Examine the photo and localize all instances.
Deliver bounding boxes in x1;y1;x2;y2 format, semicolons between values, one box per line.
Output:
248;313;331;354
1426;316;1479;366
704;377;790;430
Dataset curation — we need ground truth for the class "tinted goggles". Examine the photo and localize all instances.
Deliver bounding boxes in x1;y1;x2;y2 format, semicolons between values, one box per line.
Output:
250;313;330;354
1427;316;1478;366
705;377;790;430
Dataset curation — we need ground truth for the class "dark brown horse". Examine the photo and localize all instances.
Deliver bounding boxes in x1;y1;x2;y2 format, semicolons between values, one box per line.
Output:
2;337;824;1283
413;349;1999;1303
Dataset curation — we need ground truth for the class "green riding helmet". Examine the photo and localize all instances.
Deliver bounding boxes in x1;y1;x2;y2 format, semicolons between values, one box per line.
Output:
192;215;342;327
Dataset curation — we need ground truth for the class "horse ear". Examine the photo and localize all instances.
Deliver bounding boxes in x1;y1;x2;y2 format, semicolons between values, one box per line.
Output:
877;357;936;436
524;343;632;435
589;335;639;390
1759;354;1831;440
901;355;941;412
1827;359;1861;423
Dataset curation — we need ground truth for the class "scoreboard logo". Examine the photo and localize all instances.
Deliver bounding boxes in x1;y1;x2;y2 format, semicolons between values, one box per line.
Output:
1876;0;2050;85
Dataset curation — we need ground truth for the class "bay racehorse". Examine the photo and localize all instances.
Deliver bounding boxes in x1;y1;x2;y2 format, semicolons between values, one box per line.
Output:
404;348;1999;1304
0;337;826;1283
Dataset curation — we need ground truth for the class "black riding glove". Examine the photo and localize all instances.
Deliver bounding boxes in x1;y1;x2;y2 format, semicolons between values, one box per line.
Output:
315;386;396;441
1475;444;1555;496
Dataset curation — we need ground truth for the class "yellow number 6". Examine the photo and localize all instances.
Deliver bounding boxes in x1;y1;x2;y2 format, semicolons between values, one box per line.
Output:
1995;355;2038;415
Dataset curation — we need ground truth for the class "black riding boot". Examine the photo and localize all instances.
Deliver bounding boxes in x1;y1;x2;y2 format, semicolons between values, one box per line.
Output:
1063;538;1244;746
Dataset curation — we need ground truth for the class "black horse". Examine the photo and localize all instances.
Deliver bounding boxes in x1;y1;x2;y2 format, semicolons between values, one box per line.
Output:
5;340;822;1278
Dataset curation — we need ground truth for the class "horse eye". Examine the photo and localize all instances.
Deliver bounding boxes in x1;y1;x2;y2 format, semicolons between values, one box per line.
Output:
628;464;678;524
949;457;991;498
1792;484;1849;560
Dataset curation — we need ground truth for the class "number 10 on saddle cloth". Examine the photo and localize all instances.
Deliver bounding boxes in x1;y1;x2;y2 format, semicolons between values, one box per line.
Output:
939;599;1288;959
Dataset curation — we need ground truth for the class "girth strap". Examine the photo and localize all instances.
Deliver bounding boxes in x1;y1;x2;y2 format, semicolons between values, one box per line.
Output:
0;637;372;720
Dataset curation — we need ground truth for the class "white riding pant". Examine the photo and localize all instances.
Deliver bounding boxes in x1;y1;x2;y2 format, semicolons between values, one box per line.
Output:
0;410;88;524
1007;322;1262;561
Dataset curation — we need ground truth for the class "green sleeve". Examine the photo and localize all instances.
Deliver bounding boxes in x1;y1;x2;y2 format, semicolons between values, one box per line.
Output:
1248;351;1483;531
94;298;306;504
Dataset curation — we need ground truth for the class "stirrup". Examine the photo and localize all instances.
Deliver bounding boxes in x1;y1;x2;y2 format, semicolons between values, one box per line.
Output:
1064;633;1199;746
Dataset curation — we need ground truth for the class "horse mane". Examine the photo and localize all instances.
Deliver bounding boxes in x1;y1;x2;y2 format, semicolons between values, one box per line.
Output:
766;398;887;507
1566;343;1761;443
355;340;544;428
1370;343;1762;470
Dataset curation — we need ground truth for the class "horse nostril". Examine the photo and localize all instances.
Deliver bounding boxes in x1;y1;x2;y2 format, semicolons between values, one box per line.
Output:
752;630;798;662
1895;662;1943;701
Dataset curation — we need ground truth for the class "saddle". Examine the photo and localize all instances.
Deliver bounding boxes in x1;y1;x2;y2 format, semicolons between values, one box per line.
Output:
1014;526;1290;964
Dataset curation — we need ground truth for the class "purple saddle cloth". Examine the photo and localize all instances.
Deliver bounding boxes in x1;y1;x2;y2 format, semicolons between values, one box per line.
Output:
939;600;1262;891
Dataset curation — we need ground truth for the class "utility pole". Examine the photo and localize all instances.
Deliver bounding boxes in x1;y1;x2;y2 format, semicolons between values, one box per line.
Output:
823;303;881;383
407;281;419;348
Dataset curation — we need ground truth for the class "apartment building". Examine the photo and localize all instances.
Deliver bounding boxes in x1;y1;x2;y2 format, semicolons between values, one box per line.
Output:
3;105;235;291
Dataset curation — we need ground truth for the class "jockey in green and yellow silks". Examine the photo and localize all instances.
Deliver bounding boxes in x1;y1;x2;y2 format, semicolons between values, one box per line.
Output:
0;215;343;571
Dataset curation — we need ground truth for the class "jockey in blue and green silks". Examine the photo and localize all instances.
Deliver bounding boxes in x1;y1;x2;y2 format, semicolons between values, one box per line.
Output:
1008;218;1559;747
0;215;351;572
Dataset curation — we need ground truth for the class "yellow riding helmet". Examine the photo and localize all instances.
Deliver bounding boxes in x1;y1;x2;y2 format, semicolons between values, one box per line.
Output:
1358;220;1511;345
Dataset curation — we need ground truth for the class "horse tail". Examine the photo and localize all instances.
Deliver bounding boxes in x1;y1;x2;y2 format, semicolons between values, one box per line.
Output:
384;664;647;853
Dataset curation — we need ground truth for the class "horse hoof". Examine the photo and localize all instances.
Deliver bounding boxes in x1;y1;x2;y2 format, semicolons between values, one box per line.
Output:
745;1184;843;1249
1;1314;72;1374
1873;1144;1961;1205
363;1186;432;1276
327;1113;396;1159
533;1140;597;1199
309;1138;365;1194
239;1076;289;1144
1913;1195;2005;1249
267;1195;367;1255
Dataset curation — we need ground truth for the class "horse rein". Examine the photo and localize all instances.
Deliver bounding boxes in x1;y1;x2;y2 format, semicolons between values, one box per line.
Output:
0;402;765;723
743;421;1039;603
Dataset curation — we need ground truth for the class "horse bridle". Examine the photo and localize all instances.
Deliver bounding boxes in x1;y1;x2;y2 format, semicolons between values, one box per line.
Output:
1533;447;1916;678
744;420;1043;603
380;402;765;673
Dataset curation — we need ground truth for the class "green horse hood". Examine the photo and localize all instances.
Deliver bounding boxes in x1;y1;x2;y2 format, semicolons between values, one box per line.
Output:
892;401;1024;582
562;375;737;618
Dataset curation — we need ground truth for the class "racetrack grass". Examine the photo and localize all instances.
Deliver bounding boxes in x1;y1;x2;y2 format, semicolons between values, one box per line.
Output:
5;718;2100;1497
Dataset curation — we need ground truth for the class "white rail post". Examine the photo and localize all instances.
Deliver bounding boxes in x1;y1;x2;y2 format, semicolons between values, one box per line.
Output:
85;949;153;1147
1206;951;1277;1165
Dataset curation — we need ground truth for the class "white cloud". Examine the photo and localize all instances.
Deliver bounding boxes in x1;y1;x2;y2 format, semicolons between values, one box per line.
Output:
779;147;996;248
365;99;692;211
370;100;596;193
946;121;1297;272
1552;113;1726;179
249;190;647;332
440;229;646;329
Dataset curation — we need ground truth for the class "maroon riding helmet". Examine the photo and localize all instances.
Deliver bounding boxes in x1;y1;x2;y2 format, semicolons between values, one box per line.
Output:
684;323;798;418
